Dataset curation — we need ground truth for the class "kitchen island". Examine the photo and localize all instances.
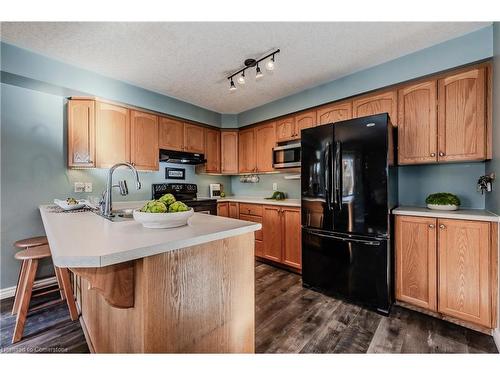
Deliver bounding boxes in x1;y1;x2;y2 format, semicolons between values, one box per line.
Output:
39;204;261;353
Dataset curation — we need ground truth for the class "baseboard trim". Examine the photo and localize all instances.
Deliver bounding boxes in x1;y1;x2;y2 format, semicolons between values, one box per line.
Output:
493;329;500;352
0;276;57;300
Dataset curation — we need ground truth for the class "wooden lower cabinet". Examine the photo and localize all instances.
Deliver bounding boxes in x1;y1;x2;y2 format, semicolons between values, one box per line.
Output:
218;202;302;270
395;215;497;329
228;202;239;219
262;206;283;263
217;202;229;217
395;216;437;311
217;202;239;219
437;219;491;327
262;205;302;270
281;208;302;269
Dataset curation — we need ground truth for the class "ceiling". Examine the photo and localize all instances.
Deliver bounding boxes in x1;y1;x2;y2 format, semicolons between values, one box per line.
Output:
0;22;490;114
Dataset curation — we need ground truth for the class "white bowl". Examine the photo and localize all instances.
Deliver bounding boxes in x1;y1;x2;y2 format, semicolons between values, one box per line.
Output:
426;204;458;211
133;208;194;229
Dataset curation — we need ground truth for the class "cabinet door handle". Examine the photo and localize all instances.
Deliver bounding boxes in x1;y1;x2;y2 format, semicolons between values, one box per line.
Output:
439;224;446;229
429;224;435;228
439;152;445;157
430;153;436;157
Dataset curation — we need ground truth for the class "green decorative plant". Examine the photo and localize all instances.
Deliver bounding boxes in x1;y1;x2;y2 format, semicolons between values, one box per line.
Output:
425;192;461;206
266;191;286;200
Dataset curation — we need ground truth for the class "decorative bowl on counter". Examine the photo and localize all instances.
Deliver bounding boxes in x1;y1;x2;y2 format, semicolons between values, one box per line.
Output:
132;208;194;229
425;192;460;211
426;204;458;211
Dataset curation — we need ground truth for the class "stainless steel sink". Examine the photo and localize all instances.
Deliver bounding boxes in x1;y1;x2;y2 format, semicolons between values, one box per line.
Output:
95;208;135;222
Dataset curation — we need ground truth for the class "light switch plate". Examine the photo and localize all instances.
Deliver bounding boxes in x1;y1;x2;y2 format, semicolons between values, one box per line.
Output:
84;182;93;193
272;183;278;191
74;182;85;193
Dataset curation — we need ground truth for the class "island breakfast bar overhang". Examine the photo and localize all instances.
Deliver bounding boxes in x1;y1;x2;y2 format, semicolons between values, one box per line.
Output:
39;205;261;353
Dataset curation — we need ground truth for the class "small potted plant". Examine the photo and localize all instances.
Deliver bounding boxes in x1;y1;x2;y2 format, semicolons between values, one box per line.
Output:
425;192;461;211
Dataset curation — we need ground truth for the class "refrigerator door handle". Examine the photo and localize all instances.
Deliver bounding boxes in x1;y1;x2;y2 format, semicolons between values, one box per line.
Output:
334;141;342;209
324;143;332;210
305;230;381;246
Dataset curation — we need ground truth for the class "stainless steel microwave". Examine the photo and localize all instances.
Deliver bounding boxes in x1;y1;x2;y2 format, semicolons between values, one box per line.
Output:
273;142;301;168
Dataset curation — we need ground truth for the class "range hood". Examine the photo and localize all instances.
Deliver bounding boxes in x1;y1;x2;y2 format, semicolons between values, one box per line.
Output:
159;149;207;165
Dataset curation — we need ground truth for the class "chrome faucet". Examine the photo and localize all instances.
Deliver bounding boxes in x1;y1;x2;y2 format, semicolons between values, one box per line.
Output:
100;162;142;217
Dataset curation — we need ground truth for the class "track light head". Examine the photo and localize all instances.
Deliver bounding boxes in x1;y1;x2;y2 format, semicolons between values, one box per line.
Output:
229;79;237;92
256;65;263;80
237;71;246;85
265;55;275;71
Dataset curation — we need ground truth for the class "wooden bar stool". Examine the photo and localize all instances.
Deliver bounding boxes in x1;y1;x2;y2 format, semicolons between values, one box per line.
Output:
11;244;79;343
11;235;67;313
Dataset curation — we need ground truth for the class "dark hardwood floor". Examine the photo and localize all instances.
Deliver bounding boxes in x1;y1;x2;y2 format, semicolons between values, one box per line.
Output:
1;262;497;353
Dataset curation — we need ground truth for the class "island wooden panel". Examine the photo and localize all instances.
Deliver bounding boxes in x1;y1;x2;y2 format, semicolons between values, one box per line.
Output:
76;233;255;353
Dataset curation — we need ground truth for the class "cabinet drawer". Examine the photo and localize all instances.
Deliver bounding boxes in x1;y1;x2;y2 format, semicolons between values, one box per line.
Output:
239;213;262;241
255;240;264;257
239;203;263;217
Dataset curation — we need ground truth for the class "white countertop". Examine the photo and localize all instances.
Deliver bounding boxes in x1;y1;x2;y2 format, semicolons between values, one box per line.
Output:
393;206;499;222
39;204;261;268
215;196;301;207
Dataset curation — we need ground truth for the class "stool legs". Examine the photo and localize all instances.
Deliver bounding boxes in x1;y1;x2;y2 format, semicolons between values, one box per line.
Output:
54;267;66;301
57;267;78;321
12;260;28;315
12;259;38;343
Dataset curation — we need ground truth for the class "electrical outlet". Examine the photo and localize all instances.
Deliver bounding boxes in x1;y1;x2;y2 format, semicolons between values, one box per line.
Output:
74;182;85;193
84;182;93;193
272;183;278;191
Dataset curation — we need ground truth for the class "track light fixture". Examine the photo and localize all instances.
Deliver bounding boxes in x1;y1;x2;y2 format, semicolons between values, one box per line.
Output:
229;78;237;92
227;49;280;91
256;64;263;80
237;71;246;85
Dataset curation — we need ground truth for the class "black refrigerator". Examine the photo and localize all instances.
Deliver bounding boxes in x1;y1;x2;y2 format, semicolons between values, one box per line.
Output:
301;113;398;314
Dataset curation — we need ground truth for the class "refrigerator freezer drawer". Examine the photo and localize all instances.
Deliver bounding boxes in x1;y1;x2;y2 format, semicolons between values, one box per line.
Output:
302;229;392;314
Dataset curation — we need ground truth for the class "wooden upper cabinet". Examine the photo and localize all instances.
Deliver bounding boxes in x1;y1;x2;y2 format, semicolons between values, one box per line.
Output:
255;122;276;173
130;110;159;171
398;80;438;165
317;101;352;125
437;219;491;327
158;117;184;151
68;99;95;167
184;123;205;154
295;110;317;136
438;67;486;162
281;208;302;269
95;102;130;168
221;131;238;174
262;206;282;263
239;128;256;173
204;128;221;173
353;90;397;125
395;215;437;311
276;116;296;142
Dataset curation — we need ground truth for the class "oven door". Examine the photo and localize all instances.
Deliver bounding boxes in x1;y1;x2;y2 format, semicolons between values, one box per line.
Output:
273;143;301;168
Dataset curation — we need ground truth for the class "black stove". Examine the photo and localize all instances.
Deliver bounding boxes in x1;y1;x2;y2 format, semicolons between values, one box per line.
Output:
151;183;217;215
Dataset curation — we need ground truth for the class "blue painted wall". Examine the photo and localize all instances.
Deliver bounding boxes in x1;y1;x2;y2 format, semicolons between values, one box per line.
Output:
230;173;301;199
0;83;231;290
486;23;500;215
238;26;493;126
398;163;485;208
1;42;222;127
